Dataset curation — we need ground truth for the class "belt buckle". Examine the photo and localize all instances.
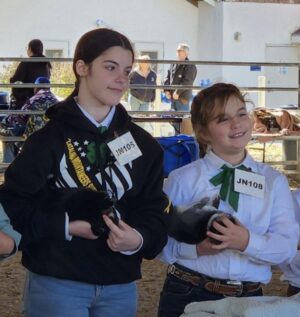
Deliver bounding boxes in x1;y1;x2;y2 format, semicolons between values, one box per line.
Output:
167;265;176;275
226;280;243;297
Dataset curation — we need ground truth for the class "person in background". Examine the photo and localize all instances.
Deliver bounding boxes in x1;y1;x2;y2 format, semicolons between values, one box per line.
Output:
157;83;299;317
128;55;157;133
23;77;59;138
128;55;157;112
10;39;51;109
0;205;21;260
1;76;58;163
280;188;300;296
0;28;169;317
164;43;197;112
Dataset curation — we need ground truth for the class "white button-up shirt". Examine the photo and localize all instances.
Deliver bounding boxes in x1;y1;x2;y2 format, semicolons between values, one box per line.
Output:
159;150;299;284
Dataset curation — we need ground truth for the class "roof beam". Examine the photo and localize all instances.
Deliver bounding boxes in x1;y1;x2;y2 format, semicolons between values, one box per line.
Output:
203;0;216;6
185;0;199;7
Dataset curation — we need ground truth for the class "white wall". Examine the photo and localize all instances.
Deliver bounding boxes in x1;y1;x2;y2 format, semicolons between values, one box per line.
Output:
196;3;300;107
0;0;198;81
1;1;300;107
196;2;224;85
220;3;300;107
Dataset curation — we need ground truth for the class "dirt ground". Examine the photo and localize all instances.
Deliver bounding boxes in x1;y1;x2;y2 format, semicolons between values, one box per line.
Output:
0;254;289;317
0;143;296;317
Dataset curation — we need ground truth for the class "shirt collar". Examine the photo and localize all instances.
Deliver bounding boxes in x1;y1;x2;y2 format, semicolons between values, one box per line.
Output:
74;98;116;128
204;149;255;170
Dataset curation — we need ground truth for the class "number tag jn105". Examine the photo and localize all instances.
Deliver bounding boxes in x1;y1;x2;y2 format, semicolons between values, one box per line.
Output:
107;132;142;165
234;169;265;199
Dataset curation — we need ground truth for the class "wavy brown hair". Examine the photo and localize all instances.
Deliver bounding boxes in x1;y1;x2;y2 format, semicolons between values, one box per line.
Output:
191;83;249;157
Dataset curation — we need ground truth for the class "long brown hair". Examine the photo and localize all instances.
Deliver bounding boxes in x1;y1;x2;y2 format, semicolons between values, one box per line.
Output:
71;28;134;97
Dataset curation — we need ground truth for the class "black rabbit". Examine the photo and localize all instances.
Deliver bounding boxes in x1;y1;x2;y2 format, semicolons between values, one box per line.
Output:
36;186;119;237
168;196;235;244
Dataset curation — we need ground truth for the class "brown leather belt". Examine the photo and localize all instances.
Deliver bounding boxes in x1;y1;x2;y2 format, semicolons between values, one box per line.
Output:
167;264;261;297
287;284;300;297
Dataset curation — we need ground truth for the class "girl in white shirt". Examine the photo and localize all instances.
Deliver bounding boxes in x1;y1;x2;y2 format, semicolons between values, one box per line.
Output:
157;83;299;317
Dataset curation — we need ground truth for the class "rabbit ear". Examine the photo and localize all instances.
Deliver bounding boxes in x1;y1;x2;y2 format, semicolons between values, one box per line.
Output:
190;196;210;210
199;196;210;205
212;195;220;209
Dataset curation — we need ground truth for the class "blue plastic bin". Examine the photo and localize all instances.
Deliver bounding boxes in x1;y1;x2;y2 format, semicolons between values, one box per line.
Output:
156;135;199;177
0;91;9;109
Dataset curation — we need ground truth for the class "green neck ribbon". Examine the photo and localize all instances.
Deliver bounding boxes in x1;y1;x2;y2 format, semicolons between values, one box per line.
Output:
209;164;248;211
87;126;109;165
98;126;108;134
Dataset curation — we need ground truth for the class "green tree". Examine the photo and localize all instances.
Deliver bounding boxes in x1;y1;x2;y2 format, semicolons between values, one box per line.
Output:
0;61;18;95
0;61;75;100
51;62;75;99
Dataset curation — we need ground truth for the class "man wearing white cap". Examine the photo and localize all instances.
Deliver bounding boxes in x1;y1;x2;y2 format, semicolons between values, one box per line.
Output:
164;43;197;115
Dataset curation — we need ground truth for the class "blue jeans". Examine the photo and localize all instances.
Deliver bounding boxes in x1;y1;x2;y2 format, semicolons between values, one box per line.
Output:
128;94;150;111
171;100;190;134
23;271;137;317
2;142;18;163
171;100;189;112
157;271;263;317
128;94;153;133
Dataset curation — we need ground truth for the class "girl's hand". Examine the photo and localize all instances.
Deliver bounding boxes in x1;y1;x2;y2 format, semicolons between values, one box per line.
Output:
206;217;249;252
196;237;221;256
103;215;142;252
173;92;179;100
69;220;99;240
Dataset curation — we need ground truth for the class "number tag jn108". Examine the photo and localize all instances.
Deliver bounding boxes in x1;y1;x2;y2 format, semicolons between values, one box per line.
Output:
107;132;142;165
234;169;265;199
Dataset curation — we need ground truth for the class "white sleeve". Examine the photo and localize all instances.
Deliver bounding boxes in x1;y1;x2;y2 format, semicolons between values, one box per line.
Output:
280;190;300;287
280;251;300;288
244;174;299;265
159;173;198;263
292;189;300;224
120;229;143;255
65;213;72;241
157;237;198;264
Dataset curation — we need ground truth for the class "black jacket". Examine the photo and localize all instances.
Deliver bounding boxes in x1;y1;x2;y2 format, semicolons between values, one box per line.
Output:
164;58;197;103
129;70;157;102
10;56;51;108
0;97;170;284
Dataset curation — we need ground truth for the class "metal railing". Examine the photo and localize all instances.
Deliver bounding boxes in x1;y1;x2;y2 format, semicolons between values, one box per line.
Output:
1;57;299;93
0;56;299;170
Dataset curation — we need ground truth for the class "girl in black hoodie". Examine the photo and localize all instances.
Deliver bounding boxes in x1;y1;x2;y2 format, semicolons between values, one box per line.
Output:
0;28;170;317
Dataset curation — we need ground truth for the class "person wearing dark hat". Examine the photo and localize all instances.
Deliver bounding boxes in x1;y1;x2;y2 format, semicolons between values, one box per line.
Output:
1;76;58;163
10;39;51;109
164;43;197;114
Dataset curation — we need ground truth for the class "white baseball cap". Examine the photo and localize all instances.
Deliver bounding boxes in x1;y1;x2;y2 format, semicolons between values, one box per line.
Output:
176;43;190;52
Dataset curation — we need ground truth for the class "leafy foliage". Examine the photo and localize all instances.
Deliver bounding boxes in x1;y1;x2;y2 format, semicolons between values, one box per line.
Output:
0;60;131;102
51;62;75;99
0;61;75;100
0;62;18;95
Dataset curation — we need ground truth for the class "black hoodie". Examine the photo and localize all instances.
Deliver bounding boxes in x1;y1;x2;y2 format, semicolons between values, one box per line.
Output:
0;97;169;285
